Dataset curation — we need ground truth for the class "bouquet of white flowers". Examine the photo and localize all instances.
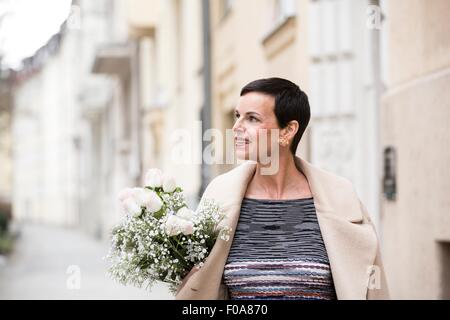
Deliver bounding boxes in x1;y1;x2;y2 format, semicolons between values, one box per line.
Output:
106;168;232;295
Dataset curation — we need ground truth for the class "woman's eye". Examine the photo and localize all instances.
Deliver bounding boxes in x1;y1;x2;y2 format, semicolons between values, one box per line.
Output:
249;116;259;122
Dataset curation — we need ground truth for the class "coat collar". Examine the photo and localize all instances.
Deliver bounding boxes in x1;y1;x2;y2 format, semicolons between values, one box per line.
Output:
294;156;363;223
202;156;378;299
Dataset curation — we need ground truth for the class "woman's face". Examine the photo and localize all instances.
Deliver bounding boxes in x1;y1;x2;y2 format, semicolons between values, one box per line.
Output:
232;92;282;162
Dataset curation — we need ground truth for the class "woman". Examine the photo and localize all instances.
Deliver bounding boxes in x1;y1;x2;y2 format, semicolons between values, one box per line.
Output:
176;78;389;300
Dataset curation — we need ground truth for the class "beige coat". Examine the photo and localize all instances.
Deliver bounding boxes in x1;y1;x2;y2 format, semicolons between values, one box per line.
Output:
176;156;390;300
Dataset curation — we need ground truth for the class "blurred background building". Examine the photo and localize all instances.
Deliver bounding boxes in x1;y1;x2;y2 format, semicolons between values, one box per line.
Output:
0;0;448;299
0;68;12;212
380;0;450;299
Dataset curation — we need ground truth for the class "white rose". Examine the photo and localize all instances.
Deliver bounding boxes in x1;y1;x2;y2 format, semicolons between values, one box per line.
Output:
164;215;194;236
145;168;163;188
118;188;137;215
180;220;194;235
162;174;177;193
118;188;134;202
130;188;163;213
176;207;195;221
131;188;146;205
122;197;141;217
165;215;182;236
143;189;163;213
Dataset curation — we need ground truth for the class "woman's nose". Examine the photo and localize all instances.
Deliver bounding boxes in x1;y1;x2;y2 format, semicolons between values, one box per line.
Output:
232;117;243;133
232;120;239;133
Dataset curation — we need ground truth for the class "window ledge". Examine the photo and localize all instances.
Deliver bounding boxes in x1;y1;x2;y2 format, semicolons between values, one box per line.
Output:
261;15;297;59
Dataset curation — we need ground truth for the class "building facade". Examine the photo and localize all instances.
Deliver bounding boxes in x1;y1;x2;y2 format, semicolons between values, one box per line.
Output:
380;0;450;299
209;0;383;230
10;0;205;239
0;73;12;217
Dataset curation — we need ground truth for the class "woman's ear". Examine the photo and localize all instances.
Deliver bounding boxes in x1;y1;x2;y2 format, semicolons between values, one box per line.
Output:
285;120;299;140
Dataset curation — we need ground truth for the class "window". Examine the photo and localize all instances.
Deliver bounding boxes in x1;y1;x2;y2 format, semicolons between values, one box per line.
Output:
272;0;297;26
308;0;354;116
220;0;234;21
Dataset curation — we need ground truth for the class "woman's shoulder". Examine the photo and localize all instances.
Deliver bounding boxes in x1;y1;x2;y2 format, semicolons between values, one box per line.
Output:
200;161;257;205
299;158;369;222
207;161;256;188
205;159;357;199
300;159;355;192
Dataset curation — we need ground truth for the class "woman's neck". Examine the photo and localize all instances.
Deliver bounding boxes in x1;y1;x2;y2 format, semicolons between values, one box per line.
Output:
249;153;308;200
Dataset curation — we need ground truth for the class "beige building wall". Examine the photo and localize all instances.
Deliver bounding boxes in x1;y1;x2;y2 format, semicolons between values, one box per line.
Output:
86;0;133;239
210;0;311;178
12;32;81;227
381;0;450;299
10;0;138;236
0;112;11;200
0;82;12;207
131;0;204;206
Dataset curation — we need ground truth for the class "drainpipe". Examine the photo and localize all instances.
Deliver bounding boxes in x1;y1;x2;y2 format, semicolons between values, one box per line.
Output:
199;0;212;199
130;39;142;187
369;0;383;236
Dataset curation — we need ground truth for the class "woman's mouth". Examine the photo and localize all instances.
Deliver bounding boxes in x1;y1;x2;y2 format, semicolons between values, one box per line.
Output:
234;137;250;148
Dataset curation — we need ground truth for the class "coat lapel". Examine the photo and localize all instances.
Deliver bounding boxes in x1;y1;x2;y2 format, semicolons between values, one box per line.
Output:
203;157;378;300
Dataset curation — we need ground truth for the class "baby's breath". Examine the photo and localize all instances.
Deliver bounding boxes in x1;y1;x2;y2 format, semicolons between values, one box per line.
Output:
107;179;229;296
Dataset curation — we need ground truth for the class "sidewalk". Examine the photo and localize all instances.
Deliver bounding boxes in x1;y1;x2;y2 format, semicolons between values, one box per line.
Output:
0;223;174;299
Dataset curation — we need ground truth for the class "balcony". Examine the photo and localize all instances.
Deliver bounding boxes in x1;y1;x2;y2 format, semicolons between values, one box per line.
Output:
91;43;132;81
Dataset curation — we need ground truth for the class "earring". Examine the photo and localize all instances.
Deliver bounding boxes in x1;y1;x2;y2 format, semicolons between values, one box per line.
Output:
278;137;289;147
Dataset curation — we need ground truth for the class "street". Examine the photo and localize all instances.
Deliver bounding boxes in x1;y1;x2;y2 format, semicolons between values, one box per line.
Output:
0;223;174;299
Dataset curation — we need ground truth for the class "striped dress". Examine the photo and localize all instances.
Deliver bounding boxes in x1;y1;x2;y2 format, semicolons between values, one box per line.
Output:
223;197;337;300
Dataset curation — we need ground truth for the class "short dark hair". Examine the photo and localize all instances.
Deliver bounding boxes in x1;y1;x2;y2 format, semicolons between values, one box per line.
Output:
240;77;311;155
